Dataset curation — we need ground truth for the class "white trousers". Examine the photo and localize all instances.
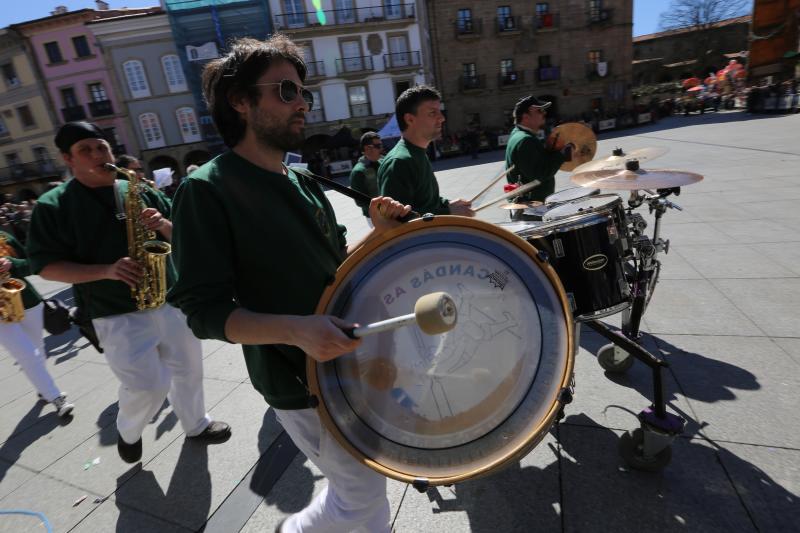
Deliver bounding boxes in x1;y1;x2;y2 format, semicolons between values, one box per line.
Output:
274;407;390;533
0;303;61;402
93;305;210;444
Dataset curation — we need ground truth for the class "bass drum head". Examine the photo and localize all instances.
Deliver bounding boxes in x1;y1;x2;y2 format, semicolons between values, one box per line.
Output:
543;194;622;221
311;217;574;486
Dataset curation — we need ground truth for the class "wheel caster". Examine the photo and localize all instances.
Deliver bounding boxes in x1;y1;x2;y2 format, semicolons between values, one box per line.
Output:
597;343;634;373
619;428;672;471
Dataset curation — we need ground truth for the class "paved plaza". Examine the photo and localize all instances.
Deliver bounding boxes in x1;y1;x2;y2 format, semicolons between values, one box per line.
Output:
1;110;798;532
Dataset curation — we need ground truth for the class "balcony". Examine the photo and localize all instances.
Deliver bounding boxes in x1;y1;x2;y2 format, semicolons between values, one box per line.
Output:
537;66;561;82
495;16;522;34
498;70;524;88
336;56;374;75
89;100;114;117
0;131;11;145
587;61;612;79
274;3;415;31
306;109;325;124
384;51;421;70
61;105;87;122
306;61;326;79
460;74;486;92
454;18;482;38
535;12;559;30
588;8;613;25
350;103;372;118
0;161;64;184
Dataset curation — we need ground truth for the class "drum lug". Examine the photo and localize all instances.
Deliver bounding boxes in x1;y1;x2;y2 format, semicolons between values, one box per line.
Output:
412;477;430;493
537;250;549;263
558;387;573;405
422;213;436;222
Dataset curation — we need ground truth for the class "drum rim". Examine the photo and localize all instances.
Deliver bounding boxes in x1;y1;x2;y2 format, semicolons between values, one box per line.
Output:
310;215;575;486
542;194;623;221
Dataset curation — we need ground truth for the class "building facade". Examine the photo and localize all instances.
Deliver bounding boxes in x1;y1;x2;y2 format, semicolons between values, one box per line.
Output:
13;6;155;158
633;16;750;87
0;28;64;198
269;0;428;159
424;0;633;135
749;0;800;82
89;11;211;177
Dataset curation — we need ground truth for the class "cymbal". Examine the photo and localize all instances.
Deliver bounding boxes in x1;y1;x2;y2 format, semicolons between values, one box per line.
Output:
572;147;669;173
547;123;597;172
571;168;704;190
498;201;543;210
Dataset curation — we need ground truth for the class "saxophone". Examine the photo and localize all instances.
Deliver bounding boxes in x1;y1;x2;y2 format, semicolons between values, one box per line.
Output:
104;163;171;311
0;234;26;323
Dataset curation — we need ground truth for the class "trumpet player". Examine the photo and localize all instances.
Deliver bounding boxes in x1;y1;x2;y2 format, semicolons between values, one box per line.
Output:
1;230;74;417
26;121;230;464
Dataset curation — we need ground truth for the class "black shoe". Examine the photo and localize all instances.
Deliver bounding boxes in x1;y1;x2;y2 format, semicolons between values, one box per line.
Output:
117;433;142;463
187;421;231;443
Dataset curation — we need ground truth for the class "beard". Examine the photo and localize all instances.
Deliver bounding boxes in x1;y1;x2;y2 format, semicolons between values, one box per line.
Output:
250;106;305;152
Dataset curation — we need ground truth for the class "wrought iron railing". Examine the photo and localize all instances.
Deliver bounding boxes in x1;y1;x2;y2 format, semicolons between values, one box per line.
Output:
274;3;415;30
384;51;421;69
89;100;114;117
61;105;87;122
336;56;374;75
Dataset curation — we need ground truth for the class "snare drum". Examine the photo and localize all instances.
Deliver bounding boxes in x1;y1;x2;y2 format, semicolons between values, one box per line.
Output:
545;187;600;205
500;213;631;321
544;194;630;257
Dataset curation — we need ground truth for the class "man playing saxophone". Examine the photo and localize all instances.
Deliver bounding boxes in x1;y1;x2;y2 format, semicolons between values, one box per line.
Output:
26;121;231;463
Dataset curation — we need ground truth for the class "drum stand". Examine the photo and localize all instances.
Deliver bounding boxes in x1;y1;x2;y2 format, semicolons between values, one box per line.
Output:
589;188;686;471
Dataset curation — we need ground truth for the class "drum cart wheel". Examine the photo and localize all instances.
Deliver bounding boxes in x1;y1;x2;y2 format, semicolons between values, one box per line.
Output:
597;343;634;373
619;428;672;471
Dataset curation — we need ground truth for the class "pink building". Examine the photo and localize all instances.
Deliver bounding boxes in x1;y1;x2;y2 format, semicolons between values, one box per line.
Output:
12;5;156;156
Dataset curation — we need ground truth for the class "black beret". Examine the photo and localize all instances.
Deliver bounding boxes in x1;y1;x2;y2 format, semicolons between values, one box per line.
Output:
513;95;552;116
54;121;109;154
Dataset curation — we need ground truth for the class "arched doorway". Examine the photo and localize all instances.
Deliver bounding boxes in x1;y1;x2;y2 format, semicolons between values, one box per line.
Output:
184;150;212;169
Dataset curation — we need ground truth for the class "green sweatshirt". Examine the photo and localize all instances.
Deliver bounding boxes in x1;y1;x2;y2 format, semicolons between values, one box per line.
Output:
378;138;450;215
167;151;347;410
349;156;379;217
504;125;566;202
26;178;175;319
1;230;42;310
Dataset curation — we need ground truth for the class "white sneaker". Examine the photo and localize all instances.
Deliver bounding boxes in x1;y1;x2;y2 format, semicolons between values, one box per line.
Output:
52;395;74;418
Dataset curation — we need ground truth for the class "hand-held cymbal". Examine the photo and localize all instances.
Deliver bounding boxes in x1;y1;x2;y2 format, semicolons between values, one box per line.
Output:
571;168;704;190
345;292;458;338
547;123;597;171
573;147;669;173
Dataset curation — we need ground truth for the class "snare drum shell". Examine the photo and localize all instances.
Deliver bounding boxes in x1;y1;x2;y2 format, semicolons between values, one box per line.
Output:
525;215;630;320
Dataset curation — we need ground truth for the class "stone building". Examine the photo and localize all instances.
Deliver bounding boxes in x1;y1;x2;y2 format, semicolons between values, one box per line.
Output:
423;0;633;135
749;0;800;82
633;15;750;86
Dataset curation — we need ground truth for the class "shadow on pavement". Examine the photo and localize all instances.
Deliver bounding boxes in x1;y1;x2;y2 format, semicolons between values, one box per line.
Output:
597;111;783;141
0;401;70;484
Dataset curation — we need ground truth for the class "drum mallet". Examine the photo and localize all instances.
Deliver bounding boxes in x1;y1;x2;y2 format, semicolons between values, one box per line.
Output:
468;165;515;204
473;179;541;212
344;292;458;338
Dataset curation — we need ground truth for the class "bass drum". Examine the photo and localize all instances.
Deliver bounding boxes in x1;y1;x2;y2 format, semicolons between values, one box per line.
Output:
310;216;574;487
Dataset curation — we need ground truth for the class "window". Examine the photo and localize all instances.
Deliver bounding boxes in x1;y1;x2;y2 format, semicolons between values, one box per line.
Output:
334;0;355;24
176;107;202;143
0;117;8;136
1;63;19;88
347;85;370;117
44;42;64;64
139;112;165;148
16;105;35;128
387;35;410;68
72;35;91;58
463;63;477;78
162;55;187;93
123;60;151;98
60;87;79;108
283;0;305;27
536;3;549;15
385;0;403;19
457;9;473;32
588;50;602;64
590;0;605;21
306;90;324;123
5;152;21;168
88;83;107;102
497;6;514;31
500;59;513;76
341;40;363;72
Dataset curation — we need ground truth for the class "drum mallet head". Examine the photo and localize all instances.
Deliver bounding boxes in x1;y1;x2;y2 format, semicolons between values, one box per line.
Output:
349;291;458;338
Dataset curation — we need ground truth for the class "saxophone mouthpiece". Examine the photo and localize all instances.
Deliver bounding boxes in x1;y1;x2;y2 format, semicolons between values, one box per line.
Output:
103;163;118;172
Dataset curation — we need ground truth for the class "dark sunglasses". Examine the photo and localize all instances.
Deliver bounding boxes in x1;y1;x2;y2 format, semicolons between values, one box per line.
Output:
253;79;314;108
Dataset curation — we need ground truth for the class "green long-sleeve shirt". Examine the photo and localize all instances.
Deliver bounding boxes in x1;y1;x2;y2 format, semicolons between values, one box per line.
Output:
1;230;42;309
504;125;566;202
378;138;450;215
349;156;379;217
167;151;347;410
26;179;175;319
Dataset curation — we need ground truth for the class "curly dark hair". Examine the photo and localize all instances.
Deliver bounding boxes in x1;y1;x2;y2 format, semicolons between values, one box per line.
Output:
395;85;441;132
202;35;307;148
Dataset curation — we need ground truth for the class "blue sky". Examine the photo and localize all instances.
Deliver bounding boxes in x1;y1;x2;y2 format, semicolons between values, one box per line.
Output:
5;0;670;35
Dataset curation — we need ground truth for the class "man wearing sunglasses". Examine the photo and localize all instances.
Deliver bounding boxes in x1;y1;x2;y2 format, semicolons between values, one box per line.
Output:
378;85;475;217
167;35;410;533
349;131;383;223
505;95;573;203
